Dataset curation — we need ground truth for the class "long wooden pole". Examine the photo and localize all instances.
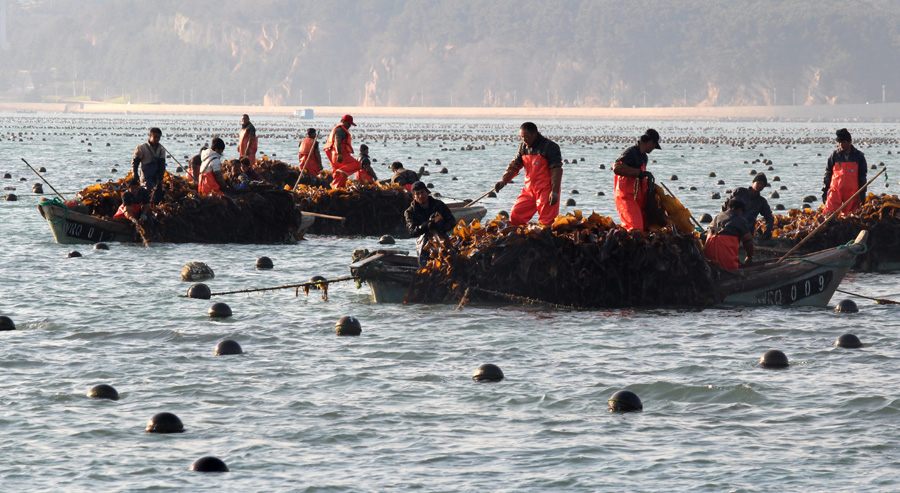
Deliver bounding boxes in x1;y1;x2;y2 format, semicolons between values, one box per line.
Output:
464;188;495;208
21;158;66;200
777;167;885;263
300;211;345;221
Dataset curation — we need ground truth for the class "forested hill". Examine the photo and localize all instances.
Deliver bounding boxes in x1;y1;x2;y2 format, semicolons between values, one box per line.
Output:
2;0;899;108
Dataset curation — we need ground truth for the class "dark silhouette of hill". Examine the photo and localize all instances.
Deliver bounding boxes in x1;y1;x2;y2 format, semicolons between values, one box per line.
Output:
2;0;898;107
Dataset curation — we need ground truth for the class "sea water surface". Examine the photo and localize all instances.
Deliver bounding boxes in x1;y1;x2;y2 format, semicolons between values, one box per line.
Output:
1;114;900;491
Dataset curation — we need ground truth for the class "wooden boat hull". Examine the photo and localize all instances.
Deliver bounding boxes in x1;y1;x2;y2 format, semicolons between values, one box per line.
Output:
753;234;898;272
38;202;315;244
38;203;138;244
720;231;867;307
351;231;869;309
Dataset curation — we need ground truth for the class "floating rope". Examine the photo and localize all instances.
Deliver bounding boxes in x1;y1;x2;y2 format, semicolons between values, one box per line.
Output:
198;275;358;298
835;288;900;305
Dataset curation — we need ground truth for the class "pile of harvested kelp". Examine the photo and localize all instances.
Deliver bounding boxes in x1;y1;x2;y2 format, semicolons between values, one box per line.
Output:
295;181;412;236
763;194;900;270
253;158;332;189
405;211;720;308
75;173;304;243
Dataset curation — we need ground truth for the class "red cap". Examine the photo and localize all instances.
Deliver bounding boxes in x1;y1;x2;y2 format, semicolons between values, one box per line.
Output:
342;114;357;126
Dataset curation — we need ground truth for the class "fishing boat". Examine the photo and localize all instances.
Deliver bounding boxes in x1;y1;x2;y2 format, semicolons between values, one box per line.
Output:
753;235;898;272
350;231;869;308
38;197;315;244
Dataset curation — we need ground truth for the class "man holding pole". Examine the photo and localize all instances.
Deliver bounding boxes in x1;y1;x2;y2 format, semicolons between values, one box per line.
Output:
298;128;322;176
493;122;563;226
822;128;867;215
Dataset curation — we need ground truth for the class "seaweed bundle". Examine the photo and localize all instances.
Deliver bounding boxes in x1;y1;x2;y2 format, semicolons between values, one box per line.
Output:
75;173;304;243
294;181;413;236
762;194;900;270
251;158;332;189
406;211;720;308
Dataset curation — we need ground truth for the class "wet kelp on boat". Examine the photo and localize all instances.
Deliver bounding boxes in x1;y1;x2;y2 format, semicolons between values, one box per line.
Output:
761;194;900;270
75;173;304;243
406;211;719;308
293;181;412;236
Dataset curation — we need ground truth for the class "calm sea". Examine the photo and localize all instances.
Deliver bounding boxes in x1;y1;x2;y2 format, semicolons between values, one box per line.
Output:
1;114;900;491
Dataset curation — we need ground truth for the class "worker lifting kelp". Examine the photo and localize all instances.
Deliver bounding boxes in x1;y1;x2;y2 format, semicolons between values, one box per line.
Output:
404;211;720;308
754;193;900;271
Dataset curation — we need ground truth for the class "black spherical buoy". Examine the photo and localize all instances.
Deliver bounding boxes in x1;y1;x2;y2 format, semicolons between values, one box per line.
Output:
208;302;232;318
472;363;504;382
146;412;184;433
309;276;326;290
710;192;721;200
759;349;789;368
565;198;576;206
570;189;579;194
191;456;229;473
94;243;109;250
497;210;510;219
699;213;713;223
215;339;243;355
834;299;859;313
608;390;643;412
187;283;211;299
802;195;818;203
335;316;362;336
774;204;785;210
670;175;678;180
709;172;716;177
487;191;497;198
5;193;17;201
255;256;274;270
87;384;119;401
67;251;82;258
769;191;780;199
379;235;395;245
0;315;16;331
595;191;605;196
835;333;863;348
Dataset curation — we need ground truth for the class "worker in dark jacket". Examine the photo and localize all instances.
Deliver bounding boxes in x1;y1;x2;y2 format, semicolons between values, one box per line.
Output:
823;128;867;215
721;172;774;239
384;161;420;191
705;199;754;270
404;181;456;266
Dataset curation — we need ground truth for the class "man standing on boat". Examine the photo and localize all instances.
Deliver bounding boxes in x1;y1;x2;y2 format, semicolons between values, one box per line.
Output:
298;128;322;176
131;127;166;200
613;129;661;231
493;122;563;226
324;114;362;188
198;138;227;196
356;144;377;182
822;128;867;215
238;114;258;164
721;173;775;239
705;199;754;270
405;181;457;266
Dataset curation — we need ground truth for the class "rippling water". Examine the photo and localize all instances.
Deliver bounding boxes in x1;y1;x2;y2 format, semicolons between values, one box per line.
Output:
2;114;900;491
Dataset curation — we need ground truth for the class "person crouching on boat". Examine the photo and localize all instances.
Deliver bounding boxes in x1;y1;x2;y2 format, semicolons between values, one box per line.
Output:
721;172;775;240
198;138;227;196
113;178;152;223
405;181;457;267
355;144;377;182
705;199;755;270
493;122;564;226
131;127;166;202
822;128;867;215
384;161;420;191
613;129;661;231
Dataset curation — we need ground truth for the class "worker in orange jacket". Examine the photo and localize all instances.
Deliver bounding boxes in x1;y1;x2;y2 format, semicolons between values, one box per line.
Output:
612;129;661;231
324;114;362;188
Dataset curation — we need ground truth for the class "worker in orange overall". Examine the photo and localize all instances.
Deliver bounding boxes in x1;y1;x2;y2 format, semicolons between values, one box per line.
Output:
612;129;661;231
324;114;362;188
493;122;563;226
705;199;754;270
822;128;867;215
238;114;258;164
298;128;322;176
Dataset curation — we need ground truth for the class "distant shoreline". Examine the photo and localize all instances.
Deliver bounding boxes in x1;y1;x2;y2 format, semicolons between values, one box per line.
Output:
1;101;899;122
